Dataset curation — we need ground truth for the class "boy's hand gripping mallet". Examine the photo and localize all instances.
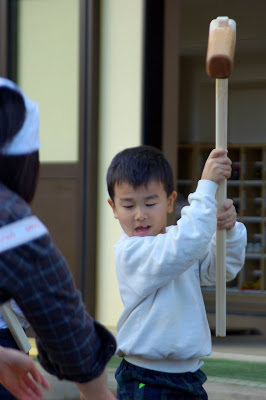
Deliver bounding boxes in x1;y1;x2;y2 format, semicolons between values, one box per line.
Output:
206;17;236;337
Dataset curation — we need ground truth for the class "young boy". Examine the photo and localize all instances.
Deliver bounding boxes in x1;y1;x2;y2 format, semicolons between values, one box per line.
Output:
107;145;247;399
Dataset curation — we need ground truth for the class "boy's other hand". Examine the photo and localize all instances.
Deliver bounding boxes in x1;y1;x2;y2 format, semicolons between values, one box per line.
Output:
217;199;237;231
201;149;232;183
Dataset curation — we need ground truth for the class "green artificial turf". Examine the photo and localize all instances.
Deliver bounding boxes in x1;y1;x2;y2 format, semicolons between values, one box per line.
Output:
108;356;121;369
108;356;266;383
201;358;266;383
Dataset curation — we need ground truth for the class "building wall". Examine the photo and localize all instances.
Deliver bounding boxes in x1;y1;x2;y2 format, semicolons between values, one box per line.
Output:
16;1;81;286
16;0;144;331
178;0;266;332
17;0;79;163
96;0;144;330
179;55;266;145
11;0;265;333
179;0;266;145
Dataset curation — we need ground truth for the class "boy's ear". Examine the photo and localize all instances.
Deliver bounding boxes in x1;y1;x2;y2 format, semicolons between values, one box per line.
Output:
108;198;118;219
167;191;177;214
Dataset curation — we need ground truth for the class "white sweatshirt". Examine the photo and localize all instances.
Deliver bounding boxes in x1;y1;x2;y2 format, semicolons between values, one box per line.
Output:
114;180;247;373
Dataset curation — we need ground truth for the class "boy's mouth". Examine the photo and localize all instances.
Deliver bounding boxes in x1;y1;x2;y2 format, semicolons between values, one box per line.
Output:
135;225;151;236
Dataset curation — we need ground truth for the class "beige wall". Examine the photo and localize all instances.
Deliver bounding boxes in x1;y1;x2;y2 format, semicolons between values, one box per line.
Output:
96;0;144;330
17;0;79;162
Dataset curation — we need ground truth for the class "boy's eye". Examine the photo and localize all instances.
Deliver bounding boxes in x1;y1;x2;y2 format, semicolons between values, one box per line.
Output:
146;203;156;207
123;205;133;209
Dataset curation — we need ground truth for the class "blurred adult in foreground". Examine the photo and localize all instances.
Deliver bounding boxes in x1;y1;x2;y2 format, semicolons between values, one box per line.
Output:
0;77;116;400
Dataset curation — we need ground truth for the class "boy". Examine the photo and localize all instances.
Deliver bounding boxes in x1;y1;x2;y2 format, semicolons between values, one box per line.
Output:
107;145;247;399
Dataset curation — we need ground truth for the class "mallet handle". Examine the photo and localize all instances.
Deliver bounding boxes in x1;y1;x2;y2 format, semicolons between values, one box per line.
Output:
215;78;228;337
0;303;31;353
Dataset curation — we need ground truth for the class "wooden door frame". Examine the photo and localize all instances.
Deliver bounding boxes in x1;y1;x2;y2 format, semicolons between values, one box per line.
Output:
142;0;180;225
0;0;18;79
78;0;100;316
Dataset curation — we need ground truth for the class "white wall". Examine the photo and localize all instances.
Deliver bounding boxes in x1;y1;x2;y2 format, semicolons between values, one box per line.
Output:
96;0;144;330
17;0;79;162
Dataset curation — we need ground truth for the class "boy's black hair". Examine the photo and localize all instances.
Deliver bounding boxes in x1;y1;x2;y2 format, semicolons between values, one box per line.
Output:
0;87;40;204
107;145;174;201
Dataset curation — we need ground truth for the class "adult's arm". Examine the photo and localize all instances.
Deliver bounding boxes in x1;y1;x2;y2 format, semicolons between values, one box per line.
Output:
0;234;116;383
76;369;116;400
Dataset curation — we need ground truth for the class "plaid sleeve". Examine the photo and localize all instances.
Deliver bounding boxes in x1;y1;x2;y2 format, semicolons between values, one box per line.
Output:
0;234;116;382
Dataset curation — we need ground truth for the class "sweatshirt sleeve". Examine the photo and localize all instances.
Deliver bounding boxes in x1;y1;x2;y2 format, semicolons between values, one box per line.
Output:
0;235;116;383
199;221;247;286
115;180;218;298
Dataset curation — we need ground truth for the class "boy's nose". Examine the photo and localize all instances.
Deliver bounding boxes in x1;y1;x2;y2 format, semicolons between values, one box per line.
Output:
135;207;146;220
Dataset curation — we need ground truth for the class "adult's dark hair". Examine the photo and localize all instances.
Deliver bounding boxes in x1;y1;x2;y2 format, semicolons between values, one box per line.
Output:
0;152;39;204
107;145;174;201
0;87;26;147
0;87;40;203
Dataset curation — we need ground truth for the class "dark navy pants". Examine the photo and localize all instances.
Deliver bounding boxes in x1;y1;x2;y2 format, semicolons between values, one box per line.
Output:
0;329;20;400
115;359;208;400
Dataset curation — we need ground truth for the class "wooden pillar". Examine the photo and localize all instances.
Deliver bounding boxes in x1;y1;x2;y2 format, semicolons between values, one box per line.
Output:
78;0;100;316
0;0;18;80
162;0;181;224
0;0;8;77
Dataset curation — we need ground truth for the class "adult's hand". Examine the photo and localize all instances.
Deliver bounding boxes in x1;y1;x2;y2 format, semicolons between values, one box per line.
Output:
0;346;50;400
76;369;116;400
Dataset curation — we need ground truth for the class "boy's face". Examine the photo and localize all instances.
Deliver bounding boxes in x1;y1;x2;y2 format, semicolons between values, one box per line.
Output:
108;180;177;237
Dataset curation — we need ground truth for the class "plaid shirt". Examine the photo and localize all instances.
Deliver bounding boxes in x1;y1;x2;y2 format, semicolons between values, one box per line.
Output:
0;183;116;383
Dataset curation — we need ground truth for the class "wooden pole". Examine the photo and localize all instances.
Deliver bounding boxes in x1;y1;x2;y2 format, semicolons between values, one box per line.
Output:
206;16;236;336
215;78;228;336
0;303;31;353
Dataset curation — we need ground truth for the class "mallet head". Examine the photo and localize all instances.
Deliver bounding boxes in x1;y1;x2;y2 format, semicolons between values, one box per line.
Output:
206;17;236;79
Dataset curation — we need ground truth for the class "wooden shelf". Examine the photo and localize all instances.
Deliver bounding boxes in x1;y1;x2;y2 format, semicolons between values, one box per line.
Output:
243;180;263;186
245;253;266;260
241;217;264;223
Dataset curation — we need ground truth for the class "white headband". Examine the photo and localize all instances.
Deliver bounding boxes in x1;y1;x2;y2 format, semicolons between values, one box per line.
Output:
0;78;40;155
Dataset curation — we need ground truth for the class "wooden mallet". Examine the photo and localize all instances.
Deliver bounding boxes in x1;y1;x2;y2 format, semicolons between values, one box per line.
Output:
206;16;236;337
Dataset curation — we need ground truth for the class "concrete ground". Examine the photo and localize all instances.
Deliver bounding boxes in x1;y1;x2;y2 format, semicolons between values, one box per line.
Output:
35;334;266;400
